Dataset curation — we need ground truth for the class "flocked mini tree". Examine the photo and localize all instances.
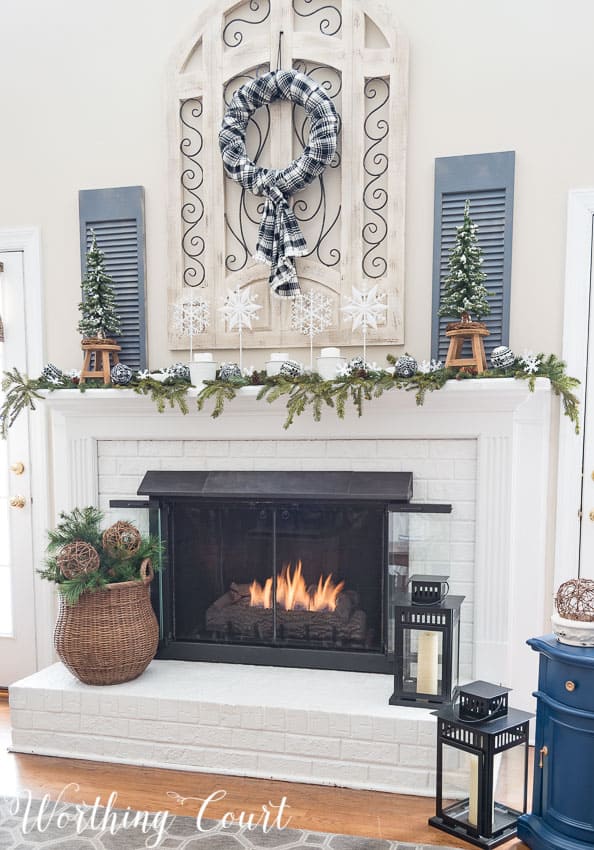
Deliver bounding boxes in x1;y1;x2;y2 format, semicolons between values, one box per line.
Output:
438;200;490;324
77;233;121;340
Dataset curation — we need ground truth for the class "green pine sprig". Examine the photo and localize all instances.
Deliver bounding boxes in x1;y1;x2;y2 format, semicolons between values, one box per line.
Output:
39;506;164;606
132;375;190;415
0;368;45;438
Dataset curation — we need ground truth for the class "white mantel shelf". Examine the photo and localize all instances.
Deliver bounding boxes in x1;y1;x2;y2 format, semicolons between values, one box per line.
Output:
41;377;551;439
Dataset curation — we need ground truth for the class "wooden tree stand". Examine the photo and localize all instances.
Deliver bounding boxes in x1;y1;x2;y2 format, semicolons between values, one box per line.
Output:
444;322;490;373
80;338;121;385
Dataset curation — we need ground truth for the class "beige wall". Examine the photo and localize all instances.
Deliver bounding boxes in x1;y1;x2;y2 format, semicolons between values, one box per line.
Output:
0;0;591;369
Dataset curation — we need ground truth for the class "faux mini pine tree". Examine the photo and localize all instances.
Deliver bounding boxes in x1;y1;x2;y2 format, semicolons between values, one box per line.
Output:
438;200;490;323
77;234;121;339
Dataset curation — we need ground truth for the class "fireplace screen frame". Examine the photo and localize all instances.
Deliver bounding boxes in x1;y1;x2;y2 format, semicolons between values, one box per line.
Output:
122;470;451;674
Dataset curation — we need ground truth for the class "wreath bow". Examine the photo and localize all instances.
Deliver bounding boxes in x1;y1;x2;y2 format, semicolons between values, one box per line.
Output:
220;70;339;297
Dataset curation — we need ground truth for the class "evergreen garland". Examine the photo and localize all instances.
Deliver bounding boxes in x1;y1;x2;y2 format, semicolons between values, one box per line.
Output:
1;353;581;437
78;233;121;339
438;199;491;321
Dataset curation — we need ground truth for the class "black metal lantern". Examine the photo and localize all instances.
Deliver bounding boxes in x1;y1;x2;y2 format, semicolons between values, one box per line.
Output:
429;681;533;848
389;580;464;707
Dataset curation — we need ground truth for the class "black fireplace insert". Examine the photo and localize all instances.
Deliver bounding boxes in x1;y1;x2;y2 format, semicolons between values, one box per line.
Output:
124;470;451;673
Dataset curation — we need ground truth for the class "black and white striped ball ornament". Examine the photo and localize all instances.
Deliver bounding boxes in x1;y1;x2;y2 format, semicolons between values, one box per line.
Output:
41;363;64;383
394;354;418;378
167;362;191;381
490;346;515;369
280;359;302;378
110;363;133;385
219;363;242;381
347;356;367;373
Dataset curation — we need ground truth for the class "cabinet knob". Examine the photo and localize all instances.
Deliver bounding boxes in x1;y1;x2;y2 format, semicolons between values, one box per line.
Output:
565;680;576;692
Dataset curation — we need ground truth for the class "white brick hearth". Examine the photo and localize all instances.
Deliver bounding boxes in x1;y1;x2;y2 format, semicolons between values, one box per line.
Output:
10;661;438;795
12;378;552;794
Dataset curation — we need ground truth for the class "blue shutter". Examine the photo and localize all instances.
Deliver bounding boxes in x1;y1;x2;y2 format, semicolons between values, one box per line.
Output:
431;152;515;361
79;187;147;370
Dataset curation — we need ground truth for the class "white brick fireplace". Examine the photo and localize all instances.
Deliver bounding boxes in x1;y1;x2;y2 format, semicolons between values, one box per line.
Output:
10;377;552;793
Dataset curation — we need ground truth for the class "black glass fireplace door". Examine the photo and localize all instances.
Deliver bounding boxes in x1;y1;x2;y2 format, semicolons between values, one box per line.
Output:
158;499;388;670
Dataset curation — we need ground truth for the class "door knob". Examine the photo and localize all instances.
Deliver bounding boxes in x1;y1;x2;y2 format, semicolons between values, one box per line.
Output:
10;462;25;475
539;745;548;768
9;495;26;509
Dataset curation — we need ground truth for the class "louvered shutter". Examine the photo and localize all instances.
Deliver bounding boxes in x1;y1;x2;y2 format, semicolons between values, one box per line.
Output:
79;187;147;370
431;152;515;361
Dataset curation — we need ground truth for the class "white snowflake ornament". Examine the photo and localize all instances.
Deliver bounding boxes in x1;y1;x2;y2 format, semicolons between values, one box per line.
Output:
418;359;443;374
341;284;387;362
219;286;262;372
172;295;210;361
521;350;541;375
220;287;261;332
291;289;333;369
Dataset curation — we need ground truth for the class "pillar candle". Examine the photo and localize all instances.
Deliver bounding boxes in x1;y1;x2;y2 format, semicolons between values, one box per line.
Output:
468;753;479;827
416;630;439;694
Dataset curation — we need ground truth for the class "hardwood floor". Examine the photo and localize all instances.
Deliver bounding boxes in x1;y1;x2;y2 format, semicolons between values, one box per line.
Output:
0;698;529;847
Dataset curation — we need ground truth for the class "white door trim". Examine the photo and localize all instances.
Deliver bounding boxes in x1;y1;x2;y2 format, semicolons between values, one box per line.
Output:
0;227;54;670
556;191;594;587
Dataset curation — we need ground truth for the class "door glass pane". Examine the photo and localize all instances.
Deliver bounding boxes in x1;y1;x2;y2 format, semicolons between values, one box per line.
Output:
0;286;12;635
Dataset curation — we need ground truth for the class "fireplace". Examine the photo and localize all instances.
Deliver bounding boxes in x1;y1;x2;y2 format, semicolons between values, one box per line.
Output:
136;470;451;673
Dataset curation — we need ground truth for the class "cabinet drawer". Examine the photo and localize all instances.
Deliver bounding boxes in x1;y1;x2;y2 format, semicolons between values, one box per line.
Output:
543;657;594;711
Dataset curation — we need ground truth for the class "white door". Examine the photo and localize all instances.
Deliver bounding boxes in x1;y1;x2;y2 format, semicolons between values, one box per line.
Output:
0;251;38;685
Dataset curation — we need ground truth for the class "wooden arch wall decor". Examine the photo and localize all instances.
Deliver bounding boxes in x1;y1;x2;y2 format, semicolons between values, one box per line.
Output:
168;0;408;351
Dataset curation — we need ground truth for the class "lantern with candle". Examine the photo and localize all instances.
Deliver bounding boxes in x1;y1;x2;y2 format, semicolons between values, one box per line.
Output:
429;681;533;848
389;575;464;707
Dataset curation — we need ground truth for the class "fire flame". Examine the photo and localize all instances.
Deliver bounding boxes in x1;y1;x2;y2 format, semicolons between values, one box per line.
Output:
249;561;345;612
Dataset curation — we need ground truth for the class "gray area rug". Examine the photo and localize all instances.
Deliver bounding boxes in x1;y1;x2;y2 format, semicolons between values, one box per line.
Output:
0;796;459;849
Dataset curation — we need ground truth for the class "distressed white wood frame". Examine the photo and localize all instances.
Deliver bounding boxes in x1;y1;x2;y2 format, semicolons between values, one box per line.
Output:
167;0;408;351
0;227;54;671
555;190;594;585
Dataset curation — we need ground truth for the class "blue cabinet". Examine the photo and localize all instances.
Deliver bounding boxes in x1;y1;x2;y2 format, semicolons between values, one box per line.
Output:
518;635;594;850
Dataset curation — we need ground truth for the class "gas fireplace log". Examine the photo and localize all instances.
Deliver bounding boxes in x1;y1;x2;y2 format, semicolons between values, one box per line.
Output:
205;591;368;644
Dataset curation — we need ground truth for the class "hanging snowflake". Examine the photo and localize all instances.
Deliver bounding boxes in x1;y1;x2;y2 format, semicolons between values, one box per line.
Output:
341;285;387;362
520;351;541;375
291;290;333;369
219;287;262;372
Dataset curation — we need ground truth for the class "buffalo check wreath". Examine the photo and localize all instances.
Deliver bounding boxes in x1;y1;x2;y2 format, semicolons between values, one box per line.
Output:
219;69;339;297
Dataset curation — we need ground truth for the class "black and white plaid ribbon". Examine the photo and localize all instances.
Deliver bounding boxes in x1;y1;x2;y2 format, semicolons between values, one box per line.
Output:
219;70;339;297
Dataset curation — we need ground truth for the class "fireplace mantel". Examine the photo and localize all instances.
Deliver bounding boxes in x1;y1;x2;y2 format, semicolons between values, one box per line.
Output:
42;376;549;428
38;376;554;711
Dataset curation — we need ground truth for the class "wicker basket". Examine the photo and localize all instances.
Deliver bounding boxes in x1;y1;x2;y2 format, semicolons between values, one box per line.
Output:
54;559;159;685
